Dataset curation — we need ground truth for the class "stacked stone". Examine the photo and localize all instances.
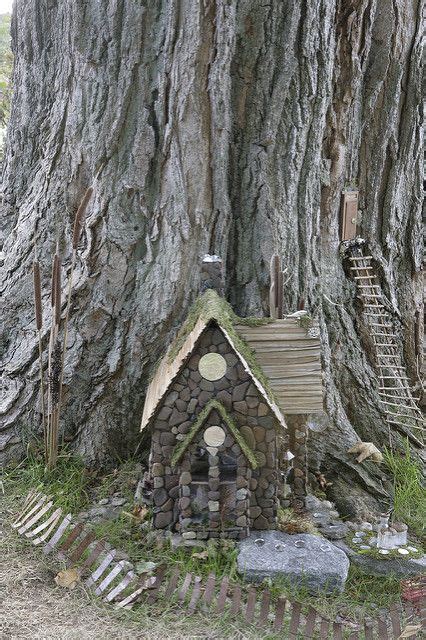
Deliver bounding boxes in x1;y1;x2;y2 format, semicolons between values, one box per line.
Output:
287;415;308;509
148;325;281;536
200;255;224;296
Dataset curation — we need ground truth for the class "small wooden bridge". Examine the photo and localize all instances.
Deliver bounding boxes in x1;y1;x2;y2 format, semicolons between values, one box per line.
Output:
12;489;425;639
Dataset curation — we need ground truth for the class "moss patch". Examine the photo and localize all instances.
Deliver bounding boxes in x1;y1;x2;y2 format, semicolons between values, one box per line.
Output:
171;399;258;469
167;289;277;404
277;507;319;535
297;314;313;330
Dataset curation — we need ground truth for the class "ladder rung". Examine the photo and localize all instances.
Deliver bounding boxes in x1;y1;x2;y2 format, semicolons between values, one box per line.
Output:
387;418;424;430
379;389;417;400
377;355;401;359
380;399;418;409
357;284;381;288
378;386;406;390
369;323;393;327
392;414;424;423
350;266;373;271
363;304;383;308
373;334;397;338
379;375;409;380
373;342;398;347
349;255;373;261
390;412;424;421
353;275;377;280
377;366;403;370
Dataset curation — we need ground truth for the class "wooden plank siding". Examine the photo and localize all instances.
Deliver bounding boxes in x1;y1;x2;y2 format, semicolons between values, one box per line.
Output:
235;318;323;414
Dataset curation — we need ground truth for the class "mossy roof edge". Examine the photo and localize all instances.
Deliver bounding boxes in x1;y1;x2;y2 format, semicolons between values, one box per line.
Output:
167;289;277;404
171;399;258;468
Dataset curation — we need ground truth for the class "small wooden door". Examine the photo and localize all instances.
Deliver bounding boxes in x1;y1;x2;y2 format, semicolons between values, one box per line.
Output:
341;191;359;240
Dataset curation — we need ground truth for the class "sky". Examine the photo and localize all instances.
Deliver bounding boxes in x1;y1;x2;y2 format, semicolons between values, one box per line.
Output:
0;0;12;13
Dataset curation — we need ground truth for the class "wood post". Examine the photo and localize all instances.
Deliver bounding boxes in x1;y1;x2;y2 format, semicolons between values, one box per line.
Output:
286;415;308;508
269;254;284;319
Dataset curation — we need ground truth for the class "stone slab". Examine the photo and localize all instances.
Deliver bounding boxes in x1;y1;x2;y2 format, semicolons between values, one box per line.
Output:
237;530;349;594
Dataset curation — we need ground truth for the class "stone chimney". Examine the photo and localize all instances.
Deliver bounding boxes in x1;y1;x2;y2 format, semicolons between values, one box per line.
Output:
200;254;224;296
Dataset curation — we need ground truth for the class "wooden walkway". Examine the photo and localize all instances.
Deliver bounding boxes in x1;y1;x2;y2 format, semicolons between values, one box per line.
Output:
12;489;425;639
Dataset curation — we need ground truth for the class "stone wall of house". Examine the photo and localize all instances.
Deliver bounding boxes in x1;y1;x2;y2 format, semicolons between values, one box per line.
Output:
148;324;282;535
177;408;251;540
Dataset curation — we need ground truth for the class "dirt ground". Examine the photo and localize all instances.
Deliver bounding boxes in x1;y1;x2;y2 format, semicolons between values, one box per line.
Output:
0;499;248;640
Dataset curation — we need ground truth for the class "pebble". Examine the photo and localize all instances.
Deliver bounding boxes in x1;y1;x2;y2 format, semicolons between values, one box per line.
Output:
354;531;366;538
407;546;418;552
397;548;409;555
359;545;371;550
182;531;197;540
378;549;390;555
88;506;108;517
359;522;373;531
98;498;109;505
111;497;127;507
352;538;362;544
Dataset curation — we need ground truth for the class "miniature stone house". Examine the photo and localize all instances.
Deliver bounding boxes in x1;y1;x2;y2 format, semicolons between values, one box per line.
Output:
140;261;323;540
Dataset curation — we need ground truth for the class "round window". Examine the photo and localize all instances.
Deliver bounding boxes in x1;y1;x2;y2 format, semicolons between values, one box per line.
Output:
198;353;227;381
204;425;226;447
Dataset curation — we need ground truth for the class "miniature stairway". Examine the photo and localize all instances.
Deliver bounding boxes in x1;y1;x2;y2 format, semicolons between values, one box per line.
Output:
347;246;424;444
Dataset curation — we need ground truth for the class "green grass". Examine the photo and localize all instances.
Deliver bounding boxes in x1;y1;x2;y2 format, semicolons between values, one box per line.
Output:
94;460;141;503
266;565;402;619
88;507;403;621
3;453;409;634
2;449;91;513
383;440;426;541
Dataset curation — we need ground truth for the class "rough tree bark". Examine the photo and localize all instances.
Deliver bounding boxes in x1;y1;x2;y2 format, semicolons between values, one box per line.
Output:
0;1;423;516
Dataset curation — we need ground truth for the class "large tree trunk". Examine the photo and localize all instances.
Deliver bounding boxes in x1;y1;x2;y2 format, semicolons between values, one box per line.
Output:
1;1;423;516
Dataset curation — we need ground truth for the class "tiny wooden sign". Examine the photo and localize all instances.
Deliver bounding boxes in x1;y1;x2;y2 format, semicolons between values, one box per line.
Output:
341;191;359;240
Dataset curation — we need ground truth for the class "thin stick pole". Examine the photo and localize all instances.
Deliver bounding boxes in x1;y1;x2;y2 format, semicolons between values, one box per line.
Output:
37;331;47;456
47;240;60;470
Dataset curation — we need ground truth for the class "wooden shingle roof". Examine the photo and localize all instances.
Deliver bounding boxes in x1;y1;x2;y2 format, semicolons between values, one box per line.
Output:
234;319;322;414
